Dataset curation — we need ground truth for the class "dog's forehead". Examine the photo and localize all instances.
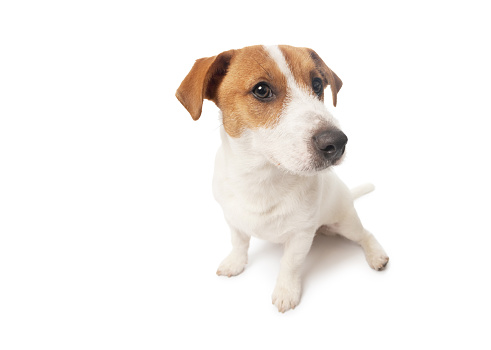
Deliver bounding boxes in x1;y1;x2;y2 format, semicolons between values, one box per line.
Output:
226;45;317;89
222;45;284;89
278;45;319;90
214;45;329;138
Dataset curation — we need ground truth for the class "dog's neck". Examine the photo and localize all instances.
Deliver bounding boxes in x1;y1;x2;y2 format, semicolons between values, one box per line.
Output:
218;125;322;218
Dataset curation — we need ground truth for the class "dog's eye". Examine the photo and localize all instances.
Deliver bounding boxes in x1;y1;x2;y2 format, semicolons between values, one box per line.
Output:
252;82;273;100
312;78;323;96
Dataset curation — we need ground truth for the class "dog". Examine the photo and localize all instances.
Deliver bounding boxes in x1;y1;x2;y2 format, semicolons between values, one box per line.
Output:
176;45;389;312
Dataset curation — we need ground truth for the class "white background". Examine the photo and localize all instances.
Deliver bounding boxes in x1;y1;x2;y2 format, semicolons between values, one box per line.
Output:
1;0;490;349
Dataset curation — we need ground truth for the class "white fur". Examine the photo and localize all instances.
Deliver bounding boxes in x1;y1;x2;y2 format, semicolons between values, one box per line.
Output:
256;45;340;175
213;46;388;312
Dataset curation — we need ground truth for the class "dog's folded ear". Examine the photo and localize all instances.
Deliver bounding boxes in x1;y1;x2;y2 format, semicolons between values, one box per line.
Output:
308;49;343;107
176;50;235;120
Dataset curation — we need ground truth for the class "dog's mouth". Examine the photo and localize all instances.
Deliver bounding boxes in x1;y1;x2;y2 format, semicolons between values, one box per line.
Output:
263;129;347;175
310;159;339;172
276;152;345;176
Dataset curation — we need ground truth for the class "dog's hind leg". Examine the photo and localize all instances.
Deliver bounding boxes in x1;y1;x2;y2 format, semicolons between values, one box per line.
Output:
332;207;389;271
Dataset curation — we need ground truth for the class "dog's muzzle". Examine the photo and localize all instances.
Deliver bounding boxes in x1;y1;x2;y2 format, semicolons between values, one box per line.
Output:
312;128;348;164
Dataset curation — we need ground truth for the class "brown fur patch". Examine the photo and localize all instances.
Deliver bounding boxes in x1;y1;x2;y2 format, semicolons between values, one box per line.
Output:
280;45;342;107
215;46;288;138
307;49;343;107
175;50;234;121
176;45;343;137
279;45;324;100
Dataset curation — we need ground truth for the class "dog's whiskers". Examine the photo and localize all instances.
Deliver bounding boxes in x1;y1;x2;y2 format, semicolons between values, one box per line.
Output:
253;57;273;80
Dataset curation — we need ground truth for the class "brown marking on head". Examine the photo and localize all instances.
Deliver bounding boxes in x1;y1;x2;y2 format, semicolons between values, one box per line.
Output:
214;46;288;137
175;50;235;121
176;45;342;137
279;45;342;106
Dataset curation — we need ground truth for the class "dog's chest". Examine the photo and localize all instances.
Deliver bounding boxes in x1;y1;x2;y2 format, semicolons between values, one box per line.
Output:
213;152;321;243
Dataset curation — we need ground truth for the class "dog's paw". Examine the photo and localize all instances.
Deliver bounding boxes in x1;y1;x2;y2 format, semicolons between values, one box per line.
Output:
271;282;301;313
366;252;389;271
361;235;389;271
216;252;247;277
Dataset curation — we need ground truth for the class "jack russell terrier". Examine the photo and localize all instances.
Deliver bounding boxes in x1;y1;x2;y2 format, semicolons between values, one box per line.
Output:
176;45;389;312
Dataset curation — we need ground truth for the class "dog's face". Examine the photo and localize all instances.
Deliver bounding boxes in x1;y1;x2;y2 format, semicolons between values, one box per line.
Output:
176;45;347;175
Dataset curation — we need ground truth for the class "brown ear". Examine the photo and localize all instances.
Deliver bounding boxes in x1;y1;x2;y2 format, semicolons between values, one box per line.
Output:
308;49;343;107
175;50;235;120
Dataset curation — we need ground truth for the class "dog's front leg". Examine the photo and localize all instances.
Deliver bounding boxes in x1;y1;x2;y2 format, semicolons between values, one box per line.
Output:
216;227;250;277
272;232;315;313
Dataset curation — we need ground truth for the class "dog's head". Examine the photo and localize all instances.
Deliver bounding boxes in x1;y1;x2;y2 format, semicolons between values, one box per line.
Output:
176;45;347;175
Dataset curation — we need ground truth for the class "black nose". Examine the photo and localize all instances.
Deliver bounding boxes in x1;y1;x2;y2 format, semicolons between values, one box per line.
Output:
312;128;348;161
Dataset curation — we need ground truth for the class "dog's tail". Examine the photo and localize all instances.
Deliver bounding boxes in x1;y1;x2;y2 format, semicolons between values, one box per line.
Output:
350;183;375;200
